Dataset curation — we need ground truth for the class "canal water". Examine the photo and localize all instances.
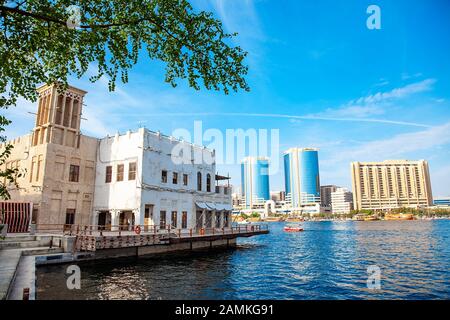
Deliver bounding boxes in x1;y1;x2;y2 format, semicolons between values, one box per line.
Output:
36;220;450;300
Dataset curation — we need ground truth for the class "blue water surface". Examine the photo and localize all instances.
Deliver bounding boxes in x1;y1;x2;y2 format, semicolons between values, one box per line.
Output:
37;220;450;300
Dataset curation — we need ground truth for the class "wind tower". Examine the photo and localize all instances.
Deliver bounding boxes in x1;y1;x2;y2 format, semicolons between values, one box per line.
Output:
32;83;86;148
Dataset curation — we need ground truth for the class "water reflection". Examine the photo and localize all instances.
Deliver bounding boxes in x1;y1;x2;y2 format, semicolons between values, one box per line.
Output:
37;220;450;300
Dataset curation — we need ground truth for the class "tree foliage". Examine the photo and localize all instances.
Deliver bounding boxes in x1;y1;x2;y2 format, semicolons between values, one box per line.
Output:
0;0;249;199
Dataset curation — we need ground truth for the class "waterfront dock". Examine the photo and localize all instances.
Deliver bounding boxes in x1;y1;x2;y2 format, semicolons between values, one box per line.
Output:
0;224;269;299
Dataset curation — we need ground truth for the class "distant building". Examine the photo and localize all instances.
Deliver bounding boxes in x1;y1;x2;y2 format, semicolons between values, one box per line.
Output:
331;188;353;214
284;148;321;214
320;185;338;209
232;192;245;209
434;197;450;207
351;160;433;211
241;157;270;209
270;191;285;202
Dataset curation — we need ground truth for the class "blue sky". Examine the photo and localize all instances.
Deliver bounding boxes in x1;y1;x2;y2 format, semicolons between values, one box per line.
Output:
5;0;450;196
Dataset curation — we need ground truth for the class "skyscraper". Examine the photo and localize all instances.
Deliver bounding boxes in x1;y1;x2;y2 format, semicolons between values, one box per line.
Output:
284;148;321;210
241;157;270;208
351;160;433;210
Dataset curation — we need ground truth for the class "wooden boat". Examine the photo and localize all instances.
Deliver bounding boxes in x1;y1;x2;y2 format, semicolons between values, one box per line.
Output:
264;216;282;222
384;213;415;221
283;223;303;232
353;214;366;221
363;215;380;221
286;217;304;222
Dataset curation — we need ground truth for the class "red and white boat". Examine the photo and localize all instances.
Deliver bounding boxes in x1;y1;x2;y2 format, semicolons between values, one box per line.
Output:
283;223;304;232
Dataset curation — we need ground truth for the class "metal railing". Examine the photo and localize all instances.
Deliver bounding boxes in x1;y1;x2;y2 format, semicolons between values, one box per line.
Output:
34;223;269;237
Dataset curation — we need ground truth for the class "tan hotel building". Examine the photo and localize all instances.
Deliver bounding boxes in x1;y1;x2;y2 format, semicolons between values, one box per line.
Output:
350;160;433;211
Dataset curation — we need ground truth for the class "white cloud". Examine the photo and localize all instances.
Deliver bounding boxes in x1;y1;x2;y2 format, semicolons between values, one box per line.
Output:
309;78;436;123
343;122;450;161
211;0;263;41
350;78;435;106
401;72;423;80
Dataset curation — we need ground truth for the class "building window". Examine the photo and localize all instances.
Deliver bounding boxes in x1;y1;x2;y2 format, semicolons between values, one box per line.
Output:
65;209;76;225
183;174;188;186
160;211;166;229
173;172;178;184
206;173;211;192
69;165;80;182
105;166;112;183
197;172;202;191
182;211;188;229
171;211;177;228
161;170;167;183
116;164;124;182
29;158;35;183
36;155;43;182
128;162;136;180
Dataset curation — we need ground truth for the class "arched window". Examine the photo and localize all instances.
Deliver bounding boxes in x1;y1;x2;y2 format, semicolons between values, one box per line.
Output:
197;172;202;191
206;173;211;192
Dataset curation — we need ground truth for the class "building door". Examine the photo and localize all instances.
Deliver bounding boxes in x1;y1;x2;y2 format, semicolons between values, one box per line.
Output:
119;211;134;230
196;210;203;229
215;212;221;228
144;204;154;231
98;211;107;230
65;209;76;231
159;211;166;229
205;211;212;228
171;211;177;228
182;211;188;229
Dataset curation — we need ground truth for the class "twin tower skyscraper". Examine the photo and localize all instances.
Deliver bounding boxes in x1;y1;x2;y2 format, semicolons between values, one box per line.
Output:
241;148;321;212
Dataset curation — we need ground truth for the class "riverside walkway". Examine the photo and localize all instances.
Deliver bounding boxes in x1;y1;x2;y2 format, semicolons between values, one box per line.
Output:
0;234;64;300
0;249;22;300
1;224;269;299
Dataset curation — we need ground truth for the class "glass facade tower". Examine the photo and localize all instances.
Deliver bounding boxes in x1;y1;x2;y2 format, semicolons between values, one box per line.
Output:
241;157;270;208
284;148;320;208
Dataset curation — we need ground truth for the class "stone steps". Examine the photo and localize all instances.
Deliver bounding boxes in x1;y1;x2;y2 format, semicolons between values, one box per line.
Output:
2;235;37;242
1;234;65;300
0;239;52;249
21;247;64;256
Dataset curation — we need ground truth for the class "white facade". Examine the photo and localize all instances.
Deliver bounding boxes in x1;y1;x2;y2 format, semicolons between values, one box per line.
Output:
331;188;353;214
93;128;232;231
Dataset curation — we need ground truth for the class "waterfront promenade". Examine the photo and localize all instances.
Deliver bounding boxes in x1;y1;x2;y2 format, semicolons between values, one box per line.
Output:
0;224;268;300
